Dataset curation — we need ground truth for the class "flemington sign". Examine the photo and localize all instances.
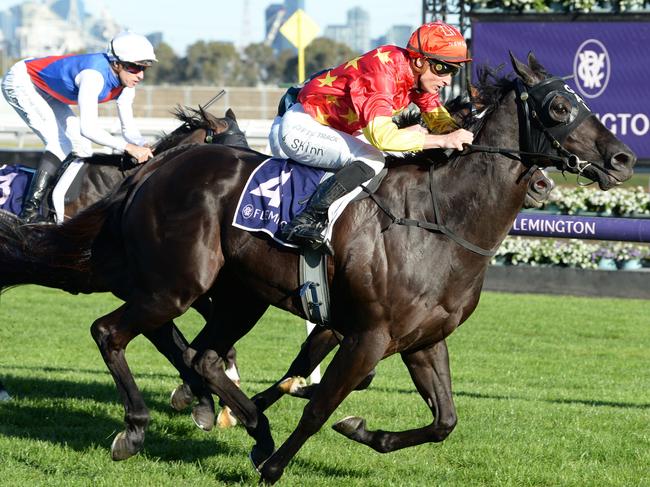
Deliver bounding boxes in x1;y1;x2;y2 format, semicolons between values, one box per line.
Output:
472;18;650;160
510;213;650;242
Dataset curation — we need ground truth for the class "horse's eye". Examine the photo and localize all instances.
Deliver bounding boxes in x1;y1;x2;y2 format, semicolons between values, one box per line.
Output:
548;95;575;124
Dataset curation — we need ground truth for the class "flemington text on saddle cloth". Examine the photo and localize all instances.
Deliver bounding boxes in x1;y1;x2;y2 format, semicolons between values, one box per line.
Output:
232;157;362;247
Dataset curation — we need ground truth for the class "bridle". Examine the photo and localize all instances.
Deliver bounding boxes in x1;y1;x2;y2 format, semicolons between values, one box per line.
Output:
462;76;607;179
365;75;607;257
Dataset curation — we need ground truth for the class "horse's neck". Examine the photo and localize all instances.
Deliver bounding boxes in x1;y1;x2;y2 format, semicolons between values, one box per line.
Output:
430;94;528;251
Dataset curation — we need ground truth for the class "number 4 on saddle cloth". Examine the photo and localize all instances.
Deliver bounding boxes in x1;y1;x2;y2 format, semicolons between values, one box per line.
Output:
233;157;384;326
232;157;385;250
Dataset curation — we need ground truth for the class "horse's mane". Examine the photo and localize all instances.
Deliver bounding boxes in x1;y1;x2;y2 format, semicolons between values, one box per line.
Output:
77;105;211;168
171;106;215;131
387;65;518;169
472;65;516;116
152;106;213;151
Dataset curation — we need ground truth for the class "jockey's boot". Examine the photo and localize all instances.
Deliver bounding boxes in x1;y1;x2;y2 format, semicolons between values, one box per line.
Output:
20;151;60;223
281;160;376;249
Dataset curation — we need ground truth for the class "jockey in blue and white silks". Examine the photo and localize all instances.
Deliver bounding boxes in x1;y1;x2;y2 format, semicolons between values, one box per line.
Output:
1;31;157;222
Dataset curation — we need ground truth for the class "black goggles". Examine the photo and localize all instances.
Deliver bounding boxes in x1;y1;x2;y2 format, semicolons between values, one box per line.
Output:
426;58;461;77
121;62;148;74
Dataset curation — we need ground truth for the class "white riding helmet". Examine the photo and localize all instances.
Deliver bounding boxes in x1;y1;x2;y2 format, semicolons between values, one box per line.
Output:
108;31;157;66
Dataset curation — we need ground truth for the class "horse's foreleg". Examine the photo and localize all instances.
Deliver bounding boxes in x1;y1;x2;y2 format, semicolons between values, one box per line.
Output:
144;321;215;431
90;304;149;461
259;331;388;484
185;285;274;461
190;348;275;466
252;326;341;411
332;339;457;452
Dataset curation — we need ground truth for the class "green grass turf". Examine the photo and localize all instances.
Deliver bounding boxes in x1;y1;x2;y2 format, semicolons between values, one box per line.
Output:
0;286;648;486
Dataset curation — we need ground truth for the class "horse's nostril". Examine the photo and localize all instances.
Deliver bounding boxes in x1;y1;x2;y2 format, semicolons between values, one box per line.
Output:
610;151;635;168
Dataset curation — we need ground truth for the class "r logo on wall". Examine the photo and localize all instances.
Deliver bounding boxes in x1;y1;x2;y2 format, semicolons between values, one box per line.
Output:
573;39;610;99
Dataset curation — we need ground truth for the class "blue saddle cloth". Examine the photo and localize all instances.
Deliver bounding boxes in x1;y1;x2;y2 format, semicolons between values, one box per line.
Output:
233;157;326;246
0;164;34;215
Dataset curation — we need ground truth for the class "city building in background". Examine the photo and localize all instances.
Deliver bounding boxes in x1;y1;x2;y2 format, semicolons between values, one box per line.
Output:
0;0;412;63
267;0;304;54
324;7;370;53
0;0;123;60
372;24;412;49
323;6;411;54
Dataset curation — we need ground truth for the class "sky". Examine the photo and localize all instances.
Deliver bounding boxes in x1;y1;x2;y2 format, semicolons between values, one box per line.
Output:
0;0;424;54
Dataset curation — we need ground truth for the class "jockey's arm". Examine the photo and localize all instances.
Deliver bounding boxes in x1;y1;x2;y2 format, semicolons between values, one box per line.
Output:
77;69;129;152
362;116;427;152
362;115;473;153
115;87;147;147
77;71;152;163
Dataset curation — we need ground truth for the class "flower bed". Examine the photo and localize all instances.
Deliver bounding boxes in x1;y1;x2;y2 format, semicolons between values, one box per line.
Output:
538;186;650;217
493;237;650;270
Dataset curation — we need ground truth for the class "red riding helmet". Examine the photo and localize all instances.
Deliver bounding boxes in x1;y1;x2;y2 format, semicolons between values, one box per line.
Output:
406;21;471;63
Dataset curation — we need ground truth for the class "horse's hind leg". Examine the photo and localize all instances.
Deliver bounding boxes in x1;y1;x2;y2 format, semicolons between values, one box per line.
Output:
90;304;150;461
332;339;457;452
252;327;377;412
259;331;389;484
179;276;274;463
144;321;215;431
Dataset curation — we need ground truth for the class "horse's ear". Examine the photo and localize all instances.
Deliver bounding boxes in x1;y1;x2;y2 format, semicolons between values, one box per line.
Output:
527;52;549;77
509;50;537;85
226;108;237;121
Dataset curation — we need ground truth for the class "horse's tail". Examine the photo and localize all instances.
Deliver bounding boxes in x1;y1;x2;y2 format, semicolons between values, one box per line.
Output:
0;186;127;294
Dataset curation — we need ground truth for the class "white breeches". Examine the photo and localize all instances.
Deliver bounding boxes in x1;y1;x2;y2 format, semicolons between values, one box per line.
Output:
268;103;385;176
1;60;92;160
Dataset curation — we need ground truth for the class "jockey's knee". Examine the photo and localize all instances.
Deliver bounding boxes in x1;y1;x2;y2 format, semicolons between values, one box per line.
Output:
357;157;384;176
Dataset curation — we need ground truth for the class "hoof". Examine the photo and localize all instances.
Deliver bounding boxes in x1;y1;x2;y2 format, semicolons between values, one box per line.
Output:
332;416;366;438
216;406;238;429
111;431;139;461
258;458;283;485
0;389;11;402
277;377;307;395
191;403;215;431
249;444;274;472
170;383;194;411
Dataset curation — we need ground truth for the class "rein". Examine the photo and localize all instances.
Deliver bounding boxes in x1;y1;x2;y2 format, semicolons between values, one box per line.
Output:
364;75;602;257
363;164;499;257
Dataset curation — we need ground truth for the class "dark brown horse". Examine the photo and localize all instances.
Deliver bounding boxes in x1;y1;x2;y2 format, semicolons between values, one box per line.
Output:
0;107;247;420
0;54;636;482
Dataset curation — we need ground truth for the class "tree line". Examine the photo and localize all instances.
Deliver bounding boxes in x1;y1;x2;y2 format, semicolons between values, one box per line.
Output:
147;37;357;87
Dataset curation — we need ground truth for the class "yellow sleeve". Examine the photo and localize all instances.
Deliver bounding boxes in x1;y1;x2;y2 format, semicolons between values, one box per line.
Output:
361;116;425;152
422;106;458;134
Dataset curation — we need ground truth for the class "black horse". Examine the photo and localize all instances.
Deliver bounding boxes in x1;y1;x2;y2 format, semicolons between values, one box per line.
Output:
0;107;248;414
49;106;248;222
0;54;636;482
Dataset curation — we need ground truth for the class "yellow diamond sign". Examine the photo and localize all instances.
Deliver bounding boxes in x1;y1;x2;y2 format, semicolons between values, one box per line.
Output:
280;9;320;49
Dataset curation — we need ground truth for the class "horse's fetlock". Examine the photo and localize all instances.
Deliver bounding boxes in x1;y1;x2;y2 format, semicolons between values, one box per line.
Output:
433;415;457;441
125;410;150;429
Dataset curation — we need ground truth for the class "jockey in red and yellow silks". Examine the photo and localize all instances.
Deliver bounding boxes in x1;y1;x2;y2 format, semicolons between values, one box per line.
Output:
297;45;456;152
268;20;475;250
